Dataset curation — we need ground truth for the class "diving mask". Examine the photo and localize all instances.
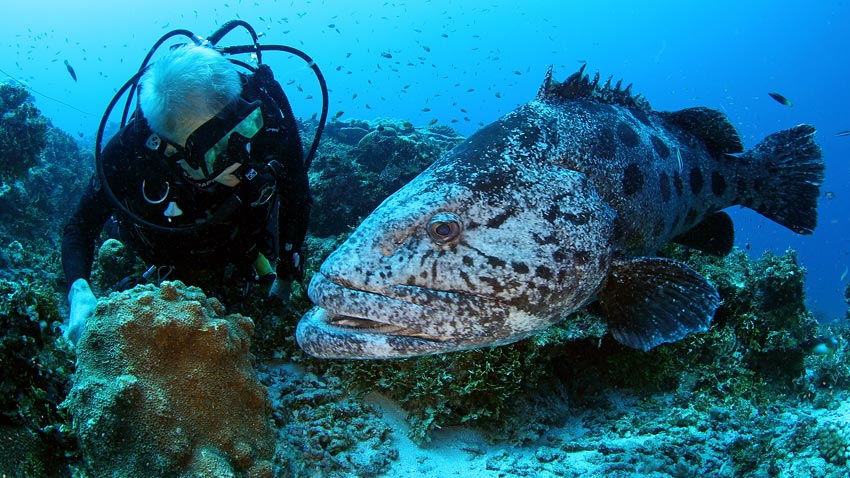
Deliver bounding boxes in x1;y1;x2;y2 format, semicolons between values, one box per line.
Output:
177;98;264;183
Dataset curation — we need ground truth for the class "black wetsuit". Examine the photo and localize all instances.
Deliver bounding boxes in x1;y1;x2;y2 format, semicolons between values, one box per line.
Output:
62;65;310;295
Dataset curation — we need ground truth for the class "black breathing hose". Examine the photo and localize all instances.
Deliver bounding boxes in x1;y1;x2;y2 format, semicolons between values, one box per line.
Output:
94;22;328;234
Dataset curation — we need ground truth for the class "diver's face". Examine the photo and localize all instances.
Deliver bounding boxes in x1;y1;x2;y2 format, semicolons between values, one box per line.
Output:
171;99;264;188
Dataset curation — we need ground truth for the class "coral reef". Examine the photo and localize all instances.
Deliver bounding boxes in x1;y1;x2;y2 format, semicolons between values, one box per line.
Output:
306;118;463;237
0;246;76;475
0;83;48;181
263;365;396;477
63;281;275;478
0;83;91;248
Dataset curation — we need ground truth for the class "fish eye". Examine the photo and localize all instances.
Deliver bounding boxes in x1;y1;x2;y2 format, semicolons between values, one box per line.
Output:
427;212;463;244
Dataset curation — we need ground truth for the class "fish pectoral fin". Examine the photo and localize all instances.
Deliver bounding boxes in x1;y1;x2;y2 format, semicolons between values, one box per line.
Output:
658;107;743;154
672;211;734;256
599;257;720;352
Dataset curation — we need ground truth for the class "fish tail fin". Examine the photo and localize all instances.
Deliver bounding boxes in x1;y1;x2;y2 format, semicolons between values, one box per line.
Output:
741;124;824;234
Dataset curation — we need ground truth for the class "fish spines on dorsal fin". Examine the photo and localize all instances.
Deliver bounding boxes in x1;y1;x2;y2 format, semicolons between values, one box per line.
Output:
537;65;651;110
536;65;555;100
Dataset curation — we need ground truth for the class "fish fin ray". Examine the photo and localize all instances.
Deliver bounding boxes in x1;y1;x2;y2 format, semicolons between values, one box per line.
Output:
537;65;650;110
672;211;734;256
657;107;744;154
600;258;719;351
741;124;824;235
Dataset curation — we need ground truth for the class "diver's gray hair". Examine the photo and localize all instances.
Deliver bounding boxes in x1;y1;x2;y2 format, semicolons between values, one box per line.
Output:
139;44;242;144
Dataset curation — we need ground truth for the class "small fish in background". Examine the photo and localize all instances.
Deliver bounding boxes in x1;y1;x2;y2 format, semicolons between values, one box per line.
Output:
823;191;836;200
768;92;793;107
834;130;850;137
64;59;77;82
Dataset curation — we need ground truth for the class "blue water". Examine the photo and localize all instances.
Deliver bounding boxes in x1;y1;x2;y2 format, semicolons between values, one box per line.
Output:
3;0;849;319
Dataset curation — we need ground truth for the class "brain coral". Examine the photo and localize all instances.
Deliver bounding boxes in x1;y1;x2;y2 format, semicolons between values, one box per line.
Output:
63;281;274;478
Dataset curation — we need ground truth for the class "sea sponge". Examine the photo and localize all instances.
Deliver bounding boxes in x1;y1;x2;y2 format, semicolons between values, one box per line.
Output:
63;281;274;478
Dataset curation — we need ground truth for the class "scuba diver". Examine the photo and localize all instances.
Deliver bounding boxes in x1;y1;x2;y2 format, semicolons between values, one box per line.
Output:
62;21;328;345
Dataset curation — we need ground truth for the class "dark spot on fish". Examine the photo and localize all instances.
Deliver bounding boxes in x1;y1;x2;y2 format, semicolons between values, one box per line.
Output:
535;265;553;280
419;271;428;279
487;256;507;268
711;171;727;197
631;108;652;126
462;256;474;267
593;130;618;161
532;233;554;246
659;172;671;202
459;270;474;289
512;262;529;274
552;249;569;264
544;204;559;222
650;135;670;158
480;276;500;291
673;172;684;197
574;251;591;267
617;122;640;147
689;167;703;195
487;211;511;229
419;249;435;268
622;163;644;196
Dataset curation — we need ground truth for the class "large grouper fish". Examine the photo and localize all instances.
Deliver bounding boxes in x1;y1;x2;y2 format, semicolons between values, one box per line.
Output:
297;65;825;359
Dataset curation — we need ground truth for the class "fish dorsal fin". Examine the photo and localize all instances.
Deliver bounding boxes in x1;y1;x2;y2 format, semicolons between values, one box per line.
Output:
672;211;734;256
599;257;719;351
537;64;650;110
658;107;744;154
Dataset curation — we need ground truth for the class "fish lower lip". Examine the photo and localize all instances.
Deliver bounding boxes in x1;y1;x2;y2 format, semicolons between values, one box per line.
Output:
328;314;447;341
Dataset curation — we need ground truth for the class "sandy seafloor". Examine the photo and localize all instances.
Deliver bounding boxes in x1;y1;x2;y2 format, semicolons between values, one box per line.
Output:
362;394;845;478
263;361;850;478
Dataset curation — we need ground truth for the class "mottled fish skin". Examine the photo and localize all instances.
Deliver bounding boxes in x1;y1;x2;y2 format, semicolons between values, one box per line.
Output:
297;67;824;359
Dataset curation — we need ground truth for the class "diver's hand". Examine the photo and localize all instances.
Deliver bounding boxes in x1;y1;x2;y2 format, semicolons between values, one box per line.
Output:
65;278;96;346
268;276;292;305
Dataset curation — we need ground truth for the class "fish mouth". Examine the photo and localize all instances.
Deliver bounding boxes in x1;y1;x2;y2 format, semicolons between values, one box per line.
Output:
323;315;447;341
295;272;499;359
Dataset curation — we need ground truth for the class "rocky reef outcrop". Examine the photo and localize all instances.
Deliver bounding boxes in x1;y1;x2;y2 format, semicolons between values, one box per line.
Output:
63;281;275;478
305;118;464;238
